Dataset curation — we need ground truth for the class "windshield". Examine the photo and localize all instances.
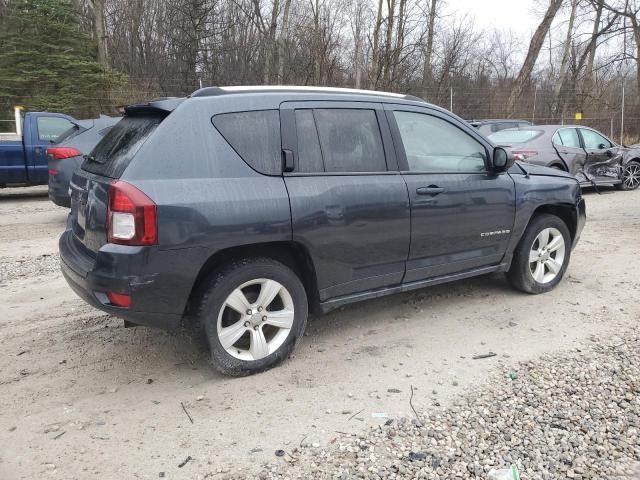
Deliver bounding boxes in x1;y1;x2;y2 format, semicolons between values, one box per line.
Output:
489;129;543;144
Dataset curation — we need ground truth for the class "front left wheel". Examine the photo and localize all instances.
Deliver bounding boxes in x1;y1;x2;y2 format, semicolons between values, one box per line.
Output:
195;257;308;376
507;214;571;294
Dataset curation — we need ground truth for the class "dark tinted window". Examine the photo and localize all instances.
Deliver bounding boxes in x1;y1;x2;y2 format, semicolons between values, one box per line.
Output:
213;110;281;175
554;128;581;148
295;110;324;172
580;128;612;150
82;115;162;178
314;109;386;172
394;111;486;173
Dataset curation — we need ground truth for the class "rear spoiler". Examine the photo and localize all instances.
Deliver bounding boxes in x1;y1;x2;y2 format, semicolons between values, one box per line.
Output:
118;97;185;116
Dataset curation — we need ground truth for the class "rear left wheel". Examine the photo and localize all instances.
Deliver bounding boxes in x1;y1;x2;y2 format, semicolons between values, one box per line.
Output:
195;258;308;376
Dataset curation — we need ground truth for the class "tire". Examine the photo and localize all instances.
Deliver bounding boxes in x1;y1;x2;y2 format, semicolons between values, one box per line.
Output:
507;214;571;294
194;257;308;376
615;161;640;191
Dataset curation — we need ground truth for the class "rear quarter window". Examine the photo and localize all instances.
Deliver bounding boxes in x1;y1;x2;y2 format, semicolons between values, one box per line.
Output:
212;110;281;176
82;115;162;178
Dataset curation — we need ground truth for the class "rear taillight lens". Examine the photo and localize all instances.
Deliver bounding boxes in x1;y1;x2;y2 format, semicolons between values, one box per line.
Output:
512;150;538;161
47;147;82;160
107;181;157;246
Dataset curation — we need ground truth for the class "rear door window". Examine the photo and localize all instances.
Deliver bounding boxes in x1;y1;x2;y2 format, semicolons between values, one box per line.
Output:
213;110;281;175
82;115;163;178
555;128;581;148
313;109;386;172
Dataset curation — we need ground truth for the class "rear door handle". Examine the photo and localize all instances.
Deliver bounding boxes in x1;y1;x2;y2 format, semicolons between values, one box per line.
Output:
416;186;445;196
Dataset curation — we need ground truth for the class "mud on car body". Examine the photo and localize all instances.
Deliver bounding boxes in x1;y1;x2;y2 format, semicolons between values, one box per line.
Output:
60;86;586;376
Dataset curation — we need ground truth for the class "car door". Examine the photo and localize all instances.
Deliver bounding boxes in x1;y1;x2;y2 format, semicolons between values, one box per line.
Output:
578;128;622;182
28;115;76;183
280;101;411;301
552;128;587;180
385;105;516;282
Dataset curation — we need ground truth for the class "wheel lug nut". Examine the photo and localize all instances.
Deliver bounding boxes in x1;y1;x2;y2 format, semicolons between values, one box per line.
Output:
246;309;252;315
253;325;259;331
258;307;263;312
262;316;267;321
244;321;250;327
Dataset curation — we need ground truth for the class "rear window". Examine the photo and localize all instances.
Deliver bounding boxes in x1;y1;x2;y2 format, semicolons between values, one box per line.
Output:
82;116;162;178
489;129;543;144
212;110;281;175
314;109;386;172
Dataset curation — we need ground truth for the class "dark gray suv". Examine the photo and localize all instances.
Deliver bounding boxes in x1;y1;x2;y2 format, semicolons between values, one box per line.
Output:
60;86;586;376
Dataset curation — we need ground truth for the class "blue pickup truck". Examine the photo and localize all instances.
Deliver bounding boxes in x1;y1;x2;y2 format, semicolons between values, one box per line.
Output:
0;110;81;188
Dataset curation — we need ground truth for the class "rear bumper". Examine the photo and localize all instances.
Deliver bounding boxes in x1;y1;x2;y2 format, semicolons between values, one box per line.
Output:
573;197;586;249
59;229;195;331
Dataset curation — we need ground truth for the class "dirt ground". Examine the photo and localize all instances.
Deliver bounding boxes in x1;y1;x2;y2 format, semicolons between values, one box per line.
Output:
1;185;639;480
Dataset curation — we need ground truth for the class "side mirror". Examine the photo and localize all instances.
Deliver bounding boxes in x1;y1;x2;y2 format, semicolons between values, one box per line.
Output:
598;143;608;150
492;147;515;172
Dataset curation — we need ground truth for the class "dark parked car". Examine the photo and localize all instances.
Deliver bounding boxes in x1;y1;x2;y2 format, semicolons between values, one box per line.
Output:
60;86;586;376
48;115;121;207
489;125;640;190
468;119;532;136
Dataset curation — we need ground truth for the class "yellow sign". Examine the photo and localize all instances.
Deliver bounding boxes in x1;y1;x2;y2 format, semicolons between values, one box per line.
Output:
575;112;582;121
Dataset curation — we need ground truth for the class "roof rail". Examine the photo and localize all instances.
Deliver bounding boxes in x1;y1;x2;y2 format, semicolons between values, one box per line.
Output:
191;85;420;100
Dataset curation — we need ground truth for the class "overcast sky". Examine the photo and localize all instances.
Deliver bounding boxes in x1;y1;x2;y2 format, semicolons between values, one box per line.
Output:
449;0;540;34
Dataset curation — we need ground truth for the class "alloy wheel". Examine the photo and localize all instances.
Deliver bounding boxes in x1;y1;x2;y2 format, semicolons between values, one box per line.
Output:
216;278;294;361
622;163;640;190
528;227;566;284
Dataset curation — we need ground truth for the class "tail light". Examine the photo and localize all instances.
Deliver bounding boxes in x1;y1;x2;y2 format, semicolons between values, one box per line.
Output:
107;181;157;246
47;147;82;160
511;150;538;161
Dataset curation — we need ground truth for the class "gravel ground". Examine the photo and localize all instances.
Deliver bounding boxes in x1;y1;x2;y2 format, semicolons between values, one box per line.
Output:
0;253;59;283
255;330;640;480
2;187;640;480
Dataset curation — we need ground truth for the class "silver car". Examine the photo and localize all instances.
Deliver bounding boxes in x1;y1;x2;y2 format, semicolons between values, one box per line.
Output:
489;125;640;190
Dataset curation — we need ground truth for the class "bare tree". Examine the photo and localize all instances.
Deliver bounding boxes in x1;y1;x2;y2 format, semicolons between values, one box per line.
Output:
420;0;438;96
507;0;564;116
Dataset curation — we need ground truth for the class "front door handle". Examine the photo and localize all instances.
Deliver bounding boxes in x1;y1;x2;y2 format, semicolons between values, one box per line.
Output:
416;186;445;196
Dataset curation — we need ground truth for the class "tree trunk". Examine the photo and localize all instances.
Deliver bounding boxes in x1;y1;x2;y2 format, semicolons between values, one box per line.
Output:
312;0;320;84
553;0;578;115
382;0;396;88
91;0;108;67
370;0;384;89
632;15;640;108
263;0;280;84
507;0;564;117
354;30;363;89
390;0;406;88
579;0;603;110
277;0;292;84
421;0;437;99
